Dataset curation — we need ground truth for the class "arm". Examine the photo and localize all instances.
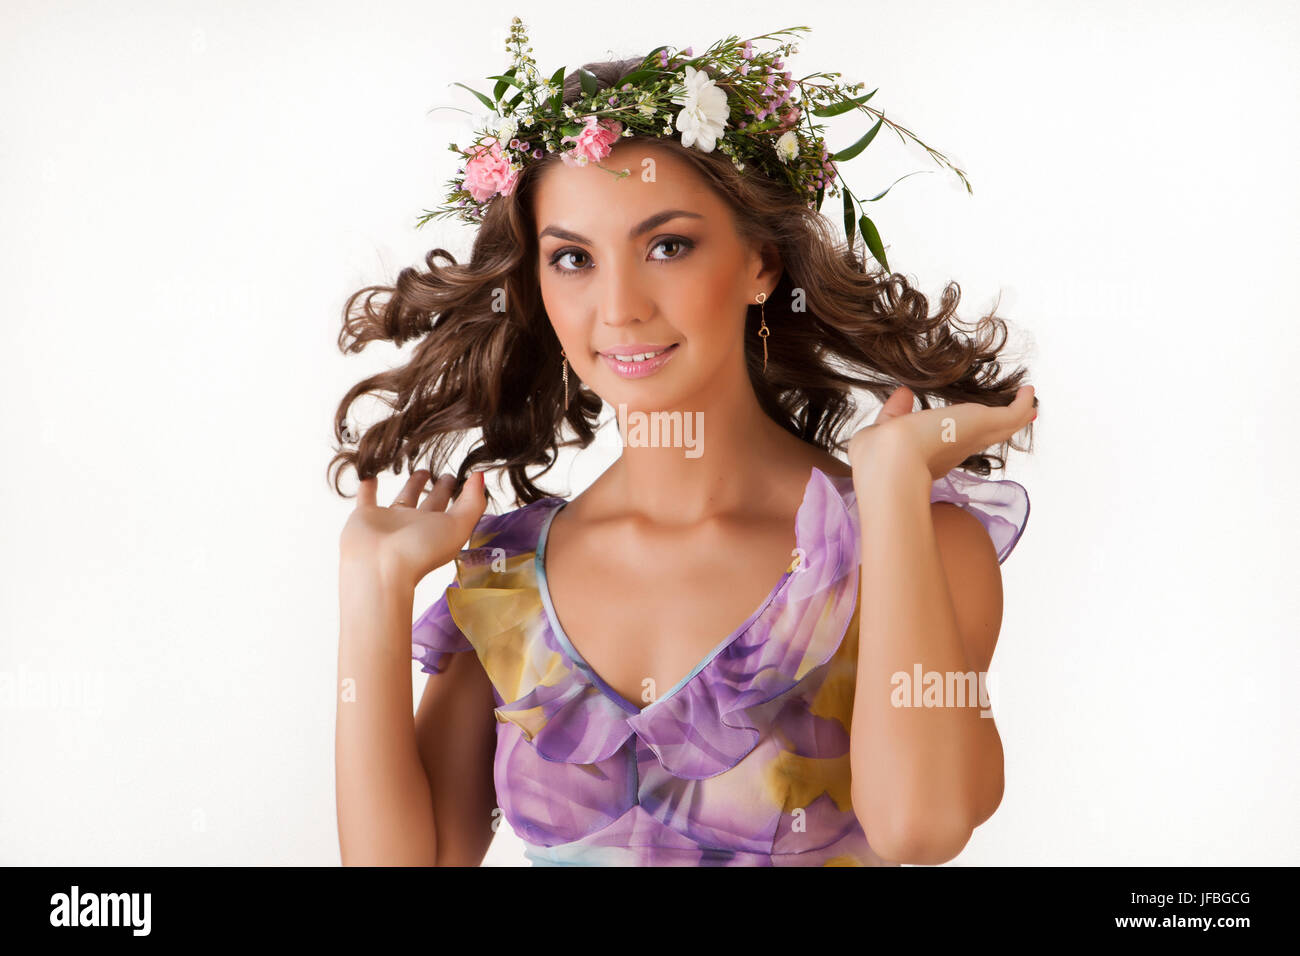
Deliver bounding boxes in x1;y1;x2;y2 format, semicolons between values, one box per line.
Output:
848;437;1007;865
335;557;440;865
413;636;499;866
335;554;499;866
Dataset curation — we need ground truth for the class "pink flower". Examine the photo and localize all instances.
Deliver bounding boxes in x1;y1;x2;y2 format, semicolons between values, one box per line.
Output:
559;116;624;167
462;138;519;202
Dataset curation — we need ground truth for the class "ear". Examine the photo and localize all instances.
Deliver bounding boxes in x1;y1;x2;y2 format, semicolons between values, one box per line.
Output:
748;240;784;296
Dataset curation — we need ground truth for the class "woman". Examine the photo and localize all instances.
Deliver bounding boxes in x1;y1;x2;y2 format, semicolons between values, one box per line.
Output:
332;23;1036;866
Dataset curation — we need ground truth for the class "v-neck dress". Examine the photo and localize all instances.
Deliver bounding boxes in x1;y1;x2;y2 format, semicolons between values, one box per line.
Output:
411;464;1030;866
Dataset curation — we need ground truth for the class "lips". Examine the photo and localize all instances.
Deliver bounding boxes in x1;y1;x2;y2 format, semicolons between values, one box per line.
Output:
605;345;672;362
600;342;680;379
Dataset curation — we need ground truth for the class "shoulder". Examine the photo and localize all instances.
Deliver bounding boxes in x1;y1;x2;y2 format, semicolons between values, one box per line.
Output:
807;449;854;480
464;494;565;556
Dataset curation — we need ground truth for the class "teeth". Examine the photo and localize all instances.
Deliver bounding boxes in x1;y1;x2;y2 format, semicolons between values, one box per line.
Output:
613;347;668;362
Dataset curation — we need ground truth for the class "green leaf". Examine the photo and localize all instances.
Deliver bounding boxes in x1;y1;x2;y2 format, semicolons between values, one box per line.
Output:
862;169;931;202
613;68;663;87
578;68;599;98
506;88;524;110
549;65;566;113
452;82;496;112
832;114;884;162
809;89;878;118
843;189;856;248
815;184;825;211
859;214;889;272
488;69;522;101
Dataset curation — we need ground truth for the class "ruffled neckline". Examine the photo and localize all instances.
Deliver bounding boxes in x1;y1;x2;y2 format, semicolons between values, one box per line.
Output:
533;465;856;718
496;465;860;779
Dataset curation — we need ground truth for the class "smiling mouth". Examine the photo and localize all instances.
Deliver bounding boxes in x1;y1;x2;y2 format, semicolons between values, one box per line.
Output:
605;345;675;362
599;342;681;379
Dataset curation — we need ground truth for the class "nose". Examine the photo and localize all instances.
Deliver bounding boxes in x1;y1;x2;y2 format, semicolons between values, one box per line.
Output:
598;252;655;329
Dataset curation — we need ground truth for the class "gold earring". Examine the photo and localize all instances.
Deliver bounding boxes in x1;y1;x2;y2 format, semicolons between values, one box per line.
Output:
755;292;769;372
561;349;569;406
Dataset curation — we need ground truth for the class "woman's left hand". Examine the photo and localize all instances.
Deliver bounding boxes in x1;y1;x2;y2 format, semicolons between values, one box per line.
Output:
848;384;1037;481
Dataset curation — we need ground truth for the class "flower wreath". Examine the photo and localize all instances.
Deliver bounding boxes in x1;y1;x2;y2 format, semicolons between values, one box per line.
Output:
418;17;972;272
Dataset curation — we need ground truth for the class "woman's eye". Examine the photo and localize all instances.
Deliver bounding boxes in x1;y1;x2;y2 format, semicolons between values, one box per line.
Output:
546;237;694;277
649;237;692;261
549;249;590;274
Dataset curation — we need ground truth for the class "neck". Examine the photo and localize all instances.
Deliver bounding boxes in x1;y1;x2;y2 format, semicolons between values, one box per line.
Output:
604;364;799;527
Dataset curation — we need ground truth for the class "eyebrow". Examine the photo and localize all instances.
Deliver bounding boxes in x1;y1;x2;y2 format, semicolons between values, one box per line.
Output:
537;209;705;244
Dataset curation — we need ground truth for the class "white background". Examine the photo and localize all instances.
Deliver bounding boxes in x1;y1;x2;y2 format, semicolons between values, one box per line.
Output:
1;0;1296;866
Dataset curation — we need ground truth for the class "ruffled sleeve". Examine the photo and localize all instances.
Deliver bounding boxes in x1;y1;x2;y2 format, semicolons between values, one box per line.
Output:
409;499;571;682
929;467;1030;564
411;584;472;676
409;507;516;676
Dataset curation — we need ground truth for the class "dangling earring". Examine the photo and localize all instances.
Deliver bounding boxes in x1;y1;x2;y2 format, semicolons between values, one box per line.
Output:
755;292;770;372
561;349;569;406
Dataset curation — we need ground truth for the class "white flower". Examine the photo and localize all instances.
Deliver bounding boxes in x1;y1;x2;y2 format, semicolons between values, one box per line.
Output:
670;65;729;152
775;129;799;164
494;115;519;143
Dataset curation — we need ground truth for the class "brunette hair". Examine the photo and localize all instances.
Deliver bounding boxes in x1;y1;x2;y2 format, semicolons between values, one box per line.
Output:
327;55;1036;507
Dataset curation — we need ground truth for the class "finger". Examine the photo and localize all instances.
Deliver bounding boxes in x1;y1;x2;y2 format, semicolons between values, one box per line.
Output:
418;473;456;512
391;469;431;508
446;468;488;535
358;476;377;508
873;385;915;425
1013;384;1036;424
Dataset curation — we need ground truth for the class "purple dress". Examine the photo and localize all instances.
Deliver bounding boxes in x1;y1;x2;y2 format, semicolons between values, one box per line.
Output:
411;465;1030;865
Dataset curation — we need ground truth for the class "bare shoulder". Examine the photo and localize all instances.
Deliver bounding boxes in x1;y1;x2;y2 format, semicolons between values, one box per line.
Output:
788;443;853;480
814;453;854;480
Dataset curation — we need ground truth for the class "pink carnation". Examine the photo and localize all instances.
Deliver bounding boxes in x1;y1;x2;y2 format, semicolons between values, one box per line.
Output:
559;116;624;168
462;138;519;202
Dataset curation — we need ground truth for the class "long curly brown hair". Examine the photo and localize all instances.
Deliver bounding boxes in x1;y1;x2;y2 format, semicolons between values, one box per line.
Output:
327;55;1036;509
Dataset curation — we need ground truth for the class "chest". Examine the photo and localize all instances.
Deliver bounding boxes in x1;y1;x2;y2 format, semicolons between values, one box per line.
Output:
539;510;800;711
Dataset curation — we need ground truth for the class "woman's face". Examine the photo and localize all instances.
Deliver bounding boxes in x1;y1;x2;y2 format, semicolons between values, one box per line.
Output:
532;140;778;412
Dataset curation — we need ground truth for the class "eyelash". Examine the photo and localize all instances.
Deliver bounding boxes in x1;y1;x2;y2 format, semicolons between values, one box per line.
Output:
546;237;696;278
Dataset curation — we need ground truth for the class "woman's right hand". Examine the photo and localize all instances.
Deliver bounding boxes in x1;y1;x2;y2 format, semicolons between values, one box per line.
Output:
339;469;488;589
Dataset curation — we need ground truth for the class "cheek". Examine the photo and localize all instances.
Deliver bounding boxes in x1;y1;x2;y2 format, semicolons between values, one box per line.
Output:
538;274;583;337
665;265;742;344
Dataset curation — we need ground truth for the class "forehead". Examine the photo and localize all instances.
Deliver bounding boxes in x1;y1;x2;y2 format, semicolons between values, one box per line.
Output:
530;140;721;231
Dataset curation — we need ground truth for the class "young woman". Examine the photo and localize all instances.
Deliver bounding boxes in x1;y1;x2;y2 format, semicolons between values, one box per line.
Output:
331;29;1035;867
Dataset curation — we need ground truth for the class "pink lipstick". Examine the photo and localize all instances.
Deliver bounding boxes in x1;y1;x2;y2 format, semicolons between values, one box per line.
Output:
599;342;680;379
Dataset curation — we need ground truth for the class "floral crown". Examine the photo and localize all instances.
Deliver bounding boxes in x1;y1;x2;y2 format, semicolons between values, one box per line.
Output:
418;17;972;273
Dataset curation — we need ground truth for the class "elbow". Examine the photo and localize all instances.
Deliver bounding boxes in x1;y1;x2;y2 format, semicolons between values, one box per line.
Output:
854;791;976;866
971;769;1005;829
881;820;973;866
